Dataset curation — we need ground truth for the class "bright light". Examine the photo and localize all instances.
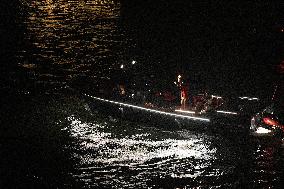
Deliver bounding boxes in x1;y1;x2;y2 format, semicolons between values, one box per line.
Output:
177;75;182;83
239;97;259;101
211;95;222;99
216;110;238;115
120;64;124;69
132;60;136;65
256;127;272;134
249;98;259;101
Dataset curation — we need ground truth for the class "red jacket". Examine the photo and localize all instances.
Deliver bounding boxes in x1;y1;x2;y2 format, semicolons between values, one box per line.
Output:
181;86;188;99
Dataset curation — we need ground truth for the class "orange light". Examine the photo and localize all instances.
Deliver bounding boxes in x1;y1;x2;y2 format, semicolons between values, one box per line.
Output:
263;117;279;126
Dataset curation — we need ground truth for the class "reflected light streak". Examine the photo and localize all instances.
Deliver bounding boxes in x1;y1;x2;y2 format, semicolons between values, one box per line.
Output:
84;94;210;122
216;110;238;115
211;95;222;99
239;97;259;101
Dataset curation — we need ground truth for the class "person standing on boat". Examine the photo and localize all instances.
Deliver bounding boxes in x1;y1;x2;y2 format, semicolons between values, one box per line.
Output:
174;74;189;109
180;83;189;109
174;74;182;106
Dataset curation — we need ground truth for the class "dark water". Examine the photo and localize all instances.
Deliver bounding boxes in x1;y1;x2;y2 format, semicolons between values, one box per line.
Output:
2;91;284;188
2;0;283;95
1;0;284;188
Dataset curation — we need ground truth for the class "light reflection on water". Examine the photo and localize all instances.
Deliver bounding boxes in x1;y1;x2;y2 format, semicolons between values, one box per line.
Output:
19;0;128;81
10;0;284;187
68;116;219;187
65;112;284;188
69;116;216;164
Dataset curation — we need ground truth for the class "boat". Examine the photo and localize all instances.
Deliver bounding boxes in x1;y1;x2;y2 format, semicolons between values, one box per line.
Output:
82;89;262;131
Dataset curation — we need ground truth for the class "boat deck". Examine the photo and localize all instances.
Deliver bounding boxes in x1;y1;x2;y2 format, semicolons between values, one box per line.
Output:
83;94;211;123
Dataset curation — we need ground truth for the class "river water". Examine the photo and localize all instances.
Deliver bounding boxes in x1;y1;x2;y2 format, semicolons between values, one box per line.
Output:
1;0;284;188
